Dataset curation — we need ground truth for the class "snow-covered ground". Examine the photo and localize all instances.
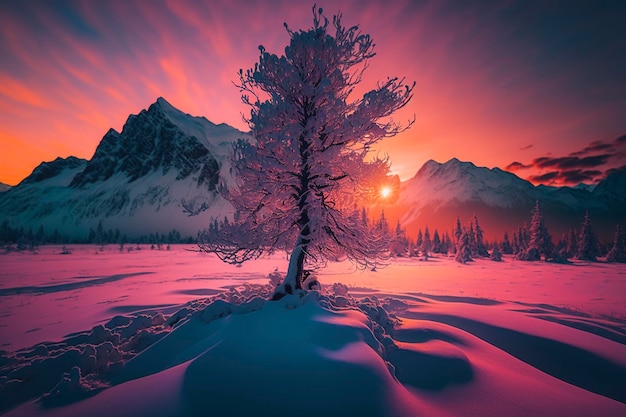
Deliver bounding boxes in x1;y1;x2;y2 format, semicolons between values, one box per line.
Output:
1;245;625;416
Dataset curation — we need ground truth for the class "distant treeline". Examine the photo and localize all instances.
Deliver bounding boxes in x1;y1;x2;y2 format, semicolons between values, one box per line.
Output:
2;203;625;264
373;202;626;263
0;220;194;251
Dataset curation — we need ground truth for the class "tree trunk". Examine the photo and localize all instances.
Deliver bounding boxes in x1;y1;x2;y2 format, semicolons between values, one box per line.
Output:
271;124;311;300
272;236;306;300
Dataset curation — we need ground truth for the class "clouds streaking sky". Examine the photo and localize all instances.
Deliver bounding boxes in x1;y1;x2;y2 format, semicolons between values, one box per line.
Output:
0;0;625;186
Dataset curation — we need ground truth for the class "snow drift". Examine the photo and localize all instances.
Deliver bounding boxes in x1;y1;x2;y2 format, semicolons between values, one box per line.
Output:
1;247;625;416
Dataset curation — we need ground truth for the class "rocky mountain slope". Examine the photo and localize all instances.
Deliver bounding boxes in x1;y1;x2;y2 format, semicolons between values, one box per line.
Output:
385;158;625;240
0;98;249;240
1;98;623;242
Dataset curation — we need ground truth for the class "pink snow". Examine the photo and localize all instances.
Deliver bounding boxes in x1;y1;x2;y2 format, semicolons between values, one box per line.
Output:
1;245;625;416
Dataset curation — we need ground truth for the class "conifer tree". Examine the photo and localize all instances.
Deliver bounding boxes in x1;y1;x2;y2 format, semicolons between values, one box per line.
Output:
565;228;579;258
467;221;476;254
454;217;462;243
423;226;432;255
606;224;626;263
442;232;452;255
415;229;423;255
471;214;489;257
360;207;369;229
432;229;441;253
390;220;409;257
376;210;390;237
576;212;601;261
512;231;520;254
198;7;413;297
491;241;502;261
501;231;513;254
526;201;554;261
455;229;472;264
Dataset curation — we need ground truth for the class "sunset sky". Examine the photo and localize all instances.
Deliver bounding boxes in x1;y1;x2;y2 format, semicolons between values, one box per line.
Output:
1;0;625;186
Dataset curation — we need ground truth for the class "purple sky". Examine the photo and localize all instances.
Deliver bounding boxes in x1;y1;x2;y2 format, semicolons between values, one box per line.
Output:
1;0;625;186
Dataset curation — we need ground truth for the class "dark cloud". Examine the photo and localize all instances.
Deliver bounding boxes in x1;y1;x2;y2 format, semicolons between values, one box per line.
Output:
570;140;614;156
504;161;530;171
528;169;603;185
570;135;626;157
504;135;626;185
532;154;612;170
528;171;559;183
519;144;533;151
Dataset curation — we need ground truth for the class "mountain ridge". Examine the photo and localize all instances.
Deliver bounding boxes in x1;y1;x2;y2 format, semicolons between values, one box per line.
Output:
0;98;248;240
0;98;623;242
386;157;624;241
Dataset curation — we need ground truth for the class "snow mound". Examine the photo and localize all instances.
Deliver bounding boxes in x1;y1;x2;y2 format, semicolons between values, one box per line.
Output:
4;285;420;417
3;280;626;417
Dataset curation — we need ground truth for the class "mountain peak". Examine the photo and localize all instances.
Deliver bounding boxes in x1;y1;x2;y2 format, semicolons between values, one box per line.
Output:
70;98;233;187
147;97;219;130
20;156;87;185
152;97;184;117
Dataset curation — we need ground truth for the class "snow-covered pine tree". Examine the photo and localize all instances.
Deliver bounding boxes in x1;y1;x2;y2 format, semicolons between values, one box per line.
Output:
501;231;513;254
576;212;601;261
525;200;554;261
516;224;530;253
565;228;578;258
454;217;462;244
360;207;369;229
512;231;520;254
423;226;432;256
466;221;476;255
415;229;423;256
471;214;489;257
606;224;626;263
432;229;441;253
390;220;409;257
198;6;413;298
491;241;502;262
455;229;472;264
376;210;390;238
442;232;452;255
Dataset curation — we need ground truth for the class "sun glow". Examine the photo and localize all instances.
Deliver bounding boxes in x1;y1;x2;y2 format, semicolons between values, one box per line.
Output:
380;186;392;199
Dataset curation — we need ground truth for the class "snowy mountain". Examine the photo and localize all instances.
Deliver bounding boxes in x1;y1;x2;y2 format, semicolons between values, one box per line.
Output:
0;182;11;193
1;98;623;242
0;98;249;240
592;166;626;208
384;158;624;240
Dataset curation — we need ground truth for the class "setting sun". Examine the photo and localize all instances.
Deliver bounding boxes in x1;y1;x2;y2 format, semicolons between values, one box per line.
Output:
380;186;392;199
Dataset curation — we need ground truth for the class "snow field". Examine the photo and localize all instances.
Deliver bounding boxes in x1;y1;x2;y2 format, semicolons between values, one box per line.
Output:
1;245;625;416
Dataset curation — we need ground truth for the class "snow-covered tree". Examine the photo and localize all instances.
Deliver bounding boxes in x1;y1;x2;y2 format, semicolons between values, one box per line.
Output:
442;232;452;255
512;231;520;254
606;224;626;263
523;201;553;261
390;220;409;257
563;228;579;259
491;241;502;262
360;207;369;229
576;212;601;261
501;231;513;254
422;226;432;256
470;214;489;257
455;229;472;264
432;229;442;253
198;7;414;298
453;217;463;244
415;229;423;256
376;210;390;237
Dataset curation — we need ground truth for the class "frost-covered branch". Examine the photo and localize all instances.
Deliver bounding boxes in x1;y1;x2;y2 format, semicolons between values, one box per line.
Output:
199;6;413;298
